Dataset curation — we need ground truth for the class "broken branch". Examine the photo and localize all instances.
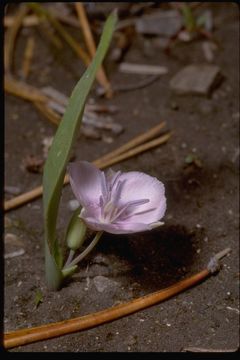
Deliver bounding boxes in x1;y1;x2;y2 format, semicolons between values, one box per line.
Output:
97;121;166;162
4;130;171;212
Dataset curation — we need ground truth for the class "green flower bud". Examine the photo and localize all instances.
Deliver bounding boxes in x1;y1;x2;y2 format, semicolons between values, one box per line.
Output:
66;210;87;251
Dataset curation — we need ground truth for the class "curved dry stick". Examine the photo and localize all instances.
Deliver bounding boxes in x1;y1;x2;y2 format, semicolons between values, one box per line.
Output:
4;270;209;349
4;248;231;349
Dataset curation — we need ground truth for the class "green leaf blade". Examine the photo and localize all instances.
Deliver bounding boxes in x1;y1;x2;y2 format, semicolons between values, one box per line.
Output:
42;11;117;290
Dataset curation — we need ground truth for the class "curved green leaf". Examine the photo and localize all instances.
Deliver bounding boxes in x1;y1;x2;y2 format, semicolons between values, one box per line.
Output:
42;11;117;290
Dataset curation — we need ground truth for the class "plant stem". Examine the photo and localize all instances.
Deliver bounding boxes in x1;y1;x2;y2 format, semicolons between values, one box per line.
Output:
65;231;103;268
63;249;75;269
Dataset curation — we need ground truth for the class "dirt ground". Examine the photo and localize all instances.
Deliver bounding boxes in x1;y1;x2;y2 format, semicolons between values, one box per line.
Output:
4;2;239;352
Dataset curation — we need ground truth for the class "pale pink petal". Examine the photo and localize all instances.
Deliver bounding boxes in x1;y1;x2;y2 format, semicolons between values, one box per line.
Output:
69;161;167;235
80;205;101;220
114;171;166;223
68;161;105;208
81;216;151;234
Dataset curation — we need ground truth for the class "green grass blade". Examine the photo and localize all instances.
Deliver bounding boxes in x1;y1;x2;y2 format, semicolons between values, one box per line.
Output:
42;11;117;290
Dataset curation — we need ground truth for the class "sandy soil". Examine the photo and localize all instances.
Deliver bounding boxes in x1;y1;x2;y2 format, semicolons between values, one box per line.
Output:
4;2;239;352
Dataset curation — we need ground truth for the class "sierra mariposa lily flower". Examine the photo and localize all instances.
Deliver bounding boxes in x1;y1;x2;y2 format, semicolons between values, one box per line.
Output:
68;161;166;235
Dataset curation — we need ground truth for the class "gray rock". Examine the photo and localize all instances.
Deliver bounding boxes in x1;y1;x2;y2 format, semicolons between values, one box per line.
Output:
92;254;110;266
81;125;101;140
93;275;119;293
4;185;21;195
4;233;25;259
136;10;182;37
170;64;222;96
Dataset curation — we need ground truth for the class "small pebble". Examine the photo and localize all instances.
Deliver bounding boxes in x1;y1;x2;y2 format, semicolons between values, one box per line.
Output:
232;112;240;120
4;185;21;195
68;199;79;211
170;102;179;110
12;113;19;120
102;135;114;144
4;249;25;259
93;275;119;293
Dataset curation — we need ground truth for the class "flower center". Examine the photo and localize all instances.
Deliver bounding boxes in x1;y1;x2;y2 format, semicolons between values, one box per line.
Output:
99;175;151;224
100;197;150;224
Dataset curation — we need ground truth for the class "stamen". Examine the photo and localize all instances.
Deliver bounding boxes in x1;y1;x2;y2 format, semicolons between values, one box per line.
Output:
121;206;156;221
110;171;121;190
112;179;126;203
99;195;104;218
110;198;150;223
100;171;108;201
102;201;116;222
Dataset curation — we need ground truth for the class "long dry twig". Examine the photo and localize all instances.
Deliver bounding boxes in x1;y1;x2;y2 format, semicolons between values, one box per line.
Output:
4;248;231;349
4;127;171;212
21;36;35;80
4;75;48;103
98;121;166;162
94;132;171;169
4;13;81;29
75;2;112;98
4;4;29;74
4;14;40;28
